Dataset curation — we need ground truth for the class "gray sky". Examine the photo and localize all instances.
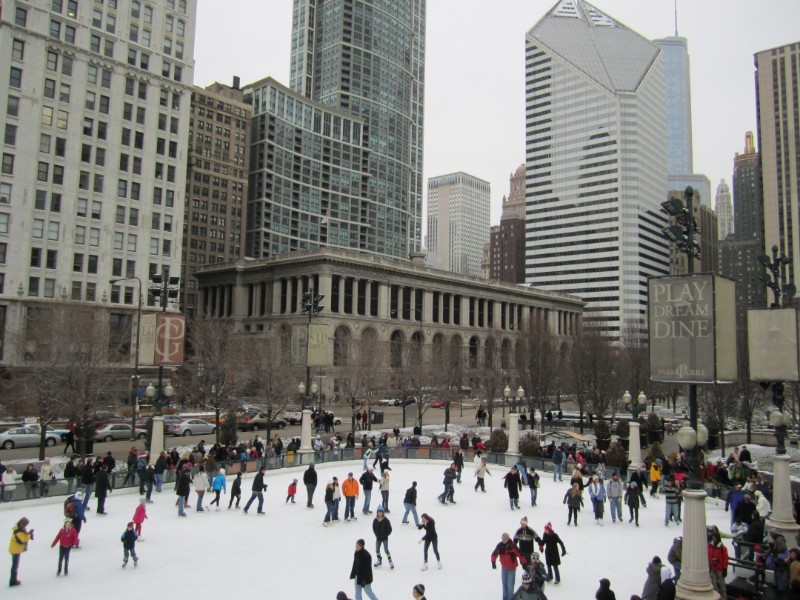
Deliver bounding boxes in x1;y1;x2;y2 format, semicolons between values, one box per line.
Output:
194;0;800;227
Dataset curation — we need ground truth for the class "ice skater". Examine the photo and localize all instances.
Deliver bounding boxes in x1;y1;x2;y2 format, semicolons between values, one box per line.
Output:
538;522;566;584
372;506;393;569
132;497;148;540
475;458;491;492
9;517;33;586
287;478;298;503
563;483;583;526
120;522;139;568
350;538;379;600
491;532;528;600
418;513;441;570
210;468;226;510
51;519;78;576
505;466;523;510
229;472;242;509
194;465;207;511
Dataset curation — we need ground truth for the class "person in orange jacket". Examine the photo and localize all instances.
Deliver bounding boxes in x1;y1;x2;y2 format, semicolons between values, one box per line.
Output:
708;530;729;599
342;472;360;522
51;519;79;576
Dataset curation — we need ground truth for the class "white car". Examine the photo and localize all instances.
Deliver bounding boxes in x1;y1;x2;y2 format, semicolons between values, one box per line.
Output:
0;426;59;449
94;423;147;442
167;418;216;437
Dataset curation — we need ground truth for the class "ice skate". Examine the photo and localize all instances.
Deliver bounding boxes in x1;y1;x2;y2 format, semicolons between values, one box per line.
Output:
374;555;382;567
437;561;442;569
388;558;394;570
421;562;428;571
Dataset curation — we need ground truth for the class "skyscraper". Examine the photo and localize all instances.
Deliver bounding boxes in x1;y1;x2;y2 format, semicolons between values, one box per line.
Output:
654;32;710;206
426;172;490;278
488;165;526;284
0;0;196;364
756;42;800;286
715;179;733;241
288;0;426;259
524;0;669;338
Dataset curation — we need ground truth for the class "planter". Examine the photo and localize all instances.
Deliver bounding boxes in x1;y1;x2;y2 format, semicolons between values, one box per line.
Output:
596;438;611;451
648;429;664;444
619;437;630;451
707;433;719;451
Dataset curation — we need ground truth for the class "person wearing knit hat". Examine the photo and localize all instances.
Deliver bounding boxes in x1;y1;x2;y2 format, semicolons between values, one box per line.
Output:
372;505;394;569
412;583;426;599
350;538;379;599
336;592;352;600
539;522;567;585
595;578;616;600
209;468;227;511
513;516;542;565
120;521;139;568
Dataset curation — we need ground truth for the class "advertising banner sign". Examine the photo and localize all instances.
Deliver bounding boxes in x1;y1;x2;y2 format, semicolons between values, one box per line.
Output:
139;313;157;366
748;308;800;382
154;314;185;366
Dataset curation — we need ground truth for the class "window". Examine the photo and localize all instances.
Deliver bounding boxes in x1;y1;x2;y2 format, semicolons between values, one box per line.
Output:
52;0;63;13
93;173;103;193
91;35;101;53
83;117;93;136
130;24;139;42
9;67;22;89
89;227;100;246
4;124;17;146
73;253;84;272
176;20;185;37
1;154;13;175
150;238;159;255
99;95;110;114
86;282;96;301
62;56;73;76
112;257;122;276
52;165;64;185
114;232;124;250
67;0;78;18
165;15;173;32
71;282;82;300
136;106;146;124
0;184;10;204
79;171;89;189
50;20;62;39
7;96;20;118
144;5;153;23
97;121;107;139
37;162;50;182
162;239;171;257
106;14;115;33
12;39;24;61
46;249;58;269
75;225;86;244
15;7;27;27
129;208;139;226
131;182;140;200
77;197;87;217
142;29;151;47
0;212;8;234
151;212;160;229
126;260;135;278
48;221;60;241
115;206;126;224
57;110;68;129
33;218;45;238
81;143;92;163
28;277;40;297
44;79;56;99
104;39;114;58
65;25;76;44
86;91;96;110
117;179;127;197
91;201;101;219
50;193;61;212
165;190;174;207
92;8;102;27
0;243;6;263
87;255;98;273
131;0;140;18
43;279;56;298
127;234;137;252
47;51;59;72
119;154;129;171
101;69;112;88
163;214;173;232
60;83;71;103
30;247;41;267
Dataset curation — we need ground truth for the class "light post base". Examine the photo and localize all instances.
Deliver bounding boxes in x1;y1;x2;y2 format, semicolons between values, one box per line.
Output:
676;488;719;600
629;421;642;468
766;454;800;541
300;409;313;452
507;413;520;455
151;416;165;458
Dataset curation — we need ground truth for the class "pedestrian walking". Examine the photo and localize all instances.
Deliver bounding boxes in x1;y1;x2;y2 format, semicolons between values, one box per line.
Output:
210;468;226;510
343;472;360;521
95;463;111;515
350;538;379;600
132;497;148;540
526;467;540;507
663;476;682;526
229;472;242;509
513;516;542;564
304;463;318;508
176;465;191;517
402;481;420;526
243;467;268;515
588;475;607;524
538;522;566;584
563;483;583;526
625;481;641;526
418;513;441;570
51;519;78;576
491;532;528;600
360;467;378;515
641;556;663;600
194;465;207;511
372;506;394;569
379;470;390;512
475;458;491;492
606;473;624;523
505;466;523;510
8;517;33;586
120;522;139;568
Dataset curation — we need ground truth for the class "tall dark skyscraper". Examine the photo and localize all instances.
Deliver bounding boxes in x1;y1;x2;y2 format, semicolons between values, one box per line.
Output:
289;0;426;259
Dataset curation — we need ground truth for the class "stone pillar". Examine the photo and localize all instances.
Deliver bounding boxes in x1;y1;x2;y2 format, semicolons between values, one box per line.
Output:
507;413;520;455
150;416;165;458
300;409;313;452
364;278;372;316
378;282;389;318
766;454;800;540
272;280;282;316
319;272;333;312
628;421;643;468
339;277;346;315
676;489;720;600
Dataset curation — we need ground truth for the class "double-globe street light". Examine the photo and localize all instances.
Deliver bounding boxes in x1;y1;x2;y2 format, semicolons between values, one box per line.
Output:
623;390;647;467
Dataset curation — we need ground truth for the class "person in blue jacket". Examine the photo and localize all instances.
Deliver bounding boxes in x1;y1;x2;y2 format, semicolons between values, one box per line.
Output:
588;475;607;523
209;468;227;511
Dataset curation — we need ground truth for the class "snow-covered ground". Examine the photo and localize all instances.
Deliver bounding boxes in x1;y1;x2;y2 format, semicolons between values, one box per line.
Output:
1;458;733;599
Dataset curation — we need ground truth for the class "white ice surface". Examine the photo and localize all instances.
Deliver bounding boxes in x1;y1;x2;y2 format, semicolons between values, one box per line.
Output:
1;459;732;599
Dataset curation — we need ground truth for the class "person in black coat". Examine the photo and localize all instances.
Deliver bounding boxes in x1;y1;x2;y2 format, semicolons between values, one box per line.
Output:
175;466;191;516
243;467;268;514
95;464;111;515
303;464;318;508
360;467;379;515
80;459;95;510
539;522;567;584
64;460;78;494
504;467;522;510
514;516;543;564
349;539;379;599
372;506;393;568
595;578;616;600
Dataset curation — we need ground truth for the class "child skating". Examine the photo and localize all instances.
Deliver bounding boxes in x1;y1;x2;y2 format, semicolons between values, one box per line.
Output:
120;522;139;568
229;472;242;509
210;468;226;511
132;497;148;540
51;519;79;576
287;478;297;503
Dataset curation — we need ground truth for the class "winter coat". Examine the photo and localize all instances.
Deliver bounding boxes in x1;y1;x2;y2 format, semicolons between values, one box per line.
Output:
491;539;527;570
231;476;242;495
657;579;676;600
133;503;147;525
342;478;360;498
21;467;39;485
475;462;491;478
650;463;662;484
588;481;606;503
595;579;616;600
176;471;191;496
708;541;729;573
359;471;378;491
40;463;53;482
95;470;111;497
350;548;374;586
606;479;624;499
324;484;335;503
51;526;79;548
120;528;137;550
624;485;641;508
734;499;757;524
418;520;438;541
251;472;268;492
453;451;465;470
527;470;540;489
504;471;522;499
154;456;168;474
212;473;226;492
667;538;682;564
642;561;662;600
372;515;392;541
404;486;417;505
2;470;17;489
755;491;771;516
81;465;96;485
663;481;680;505
540;531;566;566
514;525;542;556
563;489;583;510
443;467;455;486
194;472;208;492
9;526;32;555
380;474;390;492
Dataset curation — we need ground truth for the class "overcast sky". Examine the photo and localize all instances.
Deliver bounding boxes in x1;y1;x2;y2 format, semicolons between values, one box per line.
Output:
193;0;800;227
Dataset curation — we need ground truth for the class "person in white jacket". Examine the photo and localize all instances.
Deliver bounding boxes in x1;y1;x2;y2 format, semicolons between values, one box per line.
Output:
754;490;771;517
40;458;54;497
193;466;207;511
2;464;18;502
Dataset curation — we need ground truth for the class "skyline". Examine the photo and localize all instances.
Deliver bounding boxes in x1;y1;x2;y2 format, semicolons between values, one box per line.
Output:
194;1;800;231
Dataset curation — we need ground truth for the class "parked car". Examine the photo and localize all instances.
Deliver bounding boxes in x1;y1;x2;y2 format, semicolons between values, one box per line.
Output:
27;423;70;442
0;426;60;449
430;400;445;409
94;423;146;442
167;418;216;437
134;415;182;429
282;408;303;425
238;411;288;431
394;398;415;407
378;398;397;406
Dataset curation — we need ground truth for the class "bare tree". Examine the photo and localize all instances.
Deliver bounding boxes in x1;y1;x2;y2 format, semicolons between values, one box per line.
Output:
335;327;387;432
621;322;652;404
476;337;505;431
567;324;617;431
516;317;558;433
430;335;463;432
734;330;763;444
700;384;739;455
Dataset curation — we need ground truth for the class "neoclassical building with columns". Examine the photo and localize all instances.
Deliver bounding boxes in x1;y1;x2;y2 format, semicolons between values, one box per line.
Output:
194;248;584;393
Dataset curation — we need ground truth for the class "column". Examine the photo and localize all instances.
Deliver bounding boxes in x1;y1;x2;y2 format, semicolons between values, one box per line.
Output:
151;416;165;457
675;489;720;600
422;290;433;323
507;413;520;455
628;421;643;468
378;282;389;318
338;277;347;315
234;278;248;318
766;454;800;540
364;278;372;316
300;409;312;452
272;279;282;316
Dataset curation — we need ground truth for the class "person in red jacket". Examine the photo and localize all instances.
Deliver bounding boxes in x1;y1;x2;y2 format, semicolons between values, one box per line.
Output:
491;532;528;600
132;497;148;541
51;520;79;576
708;530;729;599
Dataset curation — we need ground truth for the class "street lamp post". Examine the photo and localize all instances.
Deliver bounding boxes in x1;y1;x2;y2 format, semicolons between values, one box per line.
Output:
516;385;524;418
145;382;174;456
625;390;647;467
298;380;317;453
110;276;143;441
148;274;181;417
